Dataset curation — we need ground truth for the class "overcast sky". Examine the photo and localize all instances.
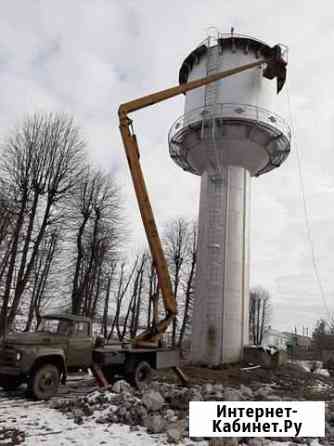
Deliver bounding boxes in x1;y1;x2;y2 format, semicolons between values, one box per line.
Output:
1;0;333;334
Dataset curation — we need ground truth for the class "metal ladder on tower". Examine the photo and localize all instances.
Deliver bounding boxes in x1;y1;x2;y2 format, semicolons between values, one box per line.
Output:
202;43;222;177
205;44;219;107
203;42;226;364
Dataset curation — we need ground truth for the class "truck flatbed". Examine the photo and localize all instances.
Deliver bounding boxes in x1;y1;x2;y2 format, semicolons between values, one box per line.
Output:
93;344;180;370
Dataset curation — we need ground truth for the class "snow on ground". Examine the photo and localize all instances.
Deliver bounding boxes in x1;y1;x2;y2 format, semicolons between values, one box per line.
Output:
0;397;315;446
0;395;300;446
291;360;330;377
1;404;154;445
0;394;206;446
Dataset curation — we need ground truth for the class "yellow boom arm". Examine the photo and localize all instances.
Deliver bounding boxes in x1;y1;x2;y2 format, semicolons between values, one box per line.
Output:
118;50;286;347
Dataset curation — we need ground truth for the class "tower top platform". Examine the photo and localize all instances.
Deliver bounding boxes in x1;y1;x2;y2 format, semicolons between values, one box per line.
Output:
179;32;288;85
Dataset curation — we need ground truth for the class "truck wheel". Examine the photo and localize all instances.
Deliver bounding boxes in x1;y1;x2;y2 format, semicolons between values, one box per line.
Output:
29;364;60;400
0;375;22;391
129;361;153;390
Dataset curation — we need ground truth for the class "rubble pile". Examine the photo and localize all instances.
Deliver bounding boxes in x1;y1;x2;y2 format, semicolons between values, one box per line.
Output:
50;374;334;445
0;427;25;445
50;380;275;443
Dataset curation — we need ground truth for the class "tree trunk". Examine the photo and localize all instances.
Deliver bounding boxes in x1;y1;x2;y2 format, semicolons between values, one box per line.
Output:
15;190;39;306
8;199;52;326
133;268;144;337
178;252;196;350
72;215;89;314
102;274;112;338
0;193;28;335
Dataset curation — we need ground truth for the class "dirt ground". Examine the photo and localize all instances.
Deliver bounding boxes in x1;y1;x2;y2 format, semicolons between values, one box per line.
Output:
158;362;334;401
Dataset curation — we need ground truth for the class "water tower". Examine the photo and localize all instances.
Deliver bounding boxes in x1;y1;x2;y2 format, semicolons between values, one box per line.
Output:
168;30;291;365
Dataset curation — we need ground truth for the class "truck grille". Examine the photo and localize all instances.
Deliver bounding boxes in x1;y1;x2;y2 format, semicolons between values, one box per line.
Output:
0;346;16;366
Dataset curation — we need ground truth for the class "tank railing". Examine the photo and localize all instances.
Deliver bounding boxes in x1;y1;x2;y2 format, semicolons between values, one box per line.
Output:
196;32;271;50
219;32;270;47
168;103;291;144
205;26;221;48
195;32;289;61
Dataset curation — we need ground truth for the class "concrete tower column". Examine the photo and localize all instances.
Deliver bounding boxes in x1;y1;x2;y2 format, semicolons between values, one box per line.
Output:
191;166;250;365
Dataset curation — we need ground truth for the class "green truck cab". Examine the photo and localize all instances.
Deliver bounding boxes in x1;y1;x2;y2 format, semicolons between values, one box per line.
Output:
0;313;93;399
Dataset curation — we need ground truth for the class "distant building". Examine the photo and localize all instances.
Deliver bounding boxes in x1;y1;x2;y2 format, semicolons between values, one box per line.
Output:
296;334;312;350
282;332;312;352
263;326;289;350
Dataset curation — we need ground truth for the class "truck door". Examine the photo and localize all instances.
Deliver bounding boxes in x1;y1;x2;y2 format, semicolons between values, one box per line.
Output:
66;321;93;368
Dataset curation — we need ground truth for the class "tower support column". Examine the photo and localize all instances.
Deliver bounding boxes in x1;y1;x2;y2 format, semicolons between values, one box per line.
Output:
190;165;250;365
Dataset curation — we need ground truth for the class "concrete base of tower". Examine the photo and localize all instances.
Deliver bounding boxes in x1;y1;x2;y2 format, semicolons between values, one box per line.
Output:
190;166;250;366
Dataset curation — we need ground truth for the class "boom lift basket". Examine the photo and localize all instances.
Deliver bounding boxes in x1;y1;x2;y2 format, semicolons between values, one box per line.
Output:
262;44;287;93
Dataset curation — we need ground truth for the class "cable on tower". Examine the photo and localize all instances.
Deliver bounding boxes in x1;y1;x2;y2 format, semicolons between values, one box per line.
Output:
286;81;331;319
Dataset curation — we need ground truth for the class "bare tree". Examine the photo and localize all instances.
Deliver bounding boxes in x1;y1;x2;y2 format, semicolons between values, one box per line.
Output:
249;286;271;345
108;260;140;340
95;216;196;346
101;263;117;338
0;185;14;248
122;219;197;348
24;229;60;331
178;223;197;351
0;186;16;288
0;113;85;334
145;259;159;330
121;254;147;339
312;318;334;353
70;168;123;316
163;218;192;347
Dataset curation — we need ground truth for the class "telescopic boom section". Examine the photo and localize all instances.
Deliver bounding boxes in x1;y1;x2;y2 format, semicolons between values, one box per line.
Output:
118;49;287;347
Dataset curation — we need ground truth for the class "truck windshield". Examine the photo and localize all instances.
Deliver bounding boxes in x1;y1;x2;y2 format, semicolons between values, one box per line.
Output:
37;319;73;335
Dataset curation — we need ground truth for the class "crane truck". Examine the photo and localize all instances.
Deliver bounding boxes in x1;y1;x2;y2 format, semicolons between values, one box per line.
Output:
0;45;287;400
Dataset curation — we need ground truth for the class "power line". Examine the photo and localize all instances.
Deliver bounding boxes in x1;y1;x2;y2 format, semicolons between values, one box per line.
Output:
286;81;331;319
